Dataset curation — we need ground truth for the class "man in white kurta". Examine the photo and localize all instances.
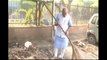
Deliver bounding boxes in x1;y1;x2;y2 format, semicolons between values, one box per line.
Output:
53;7;72;59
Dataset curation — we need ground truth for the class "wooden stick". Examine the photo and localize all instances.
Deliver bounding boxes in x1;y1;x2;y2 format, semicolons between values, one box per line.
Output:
43;1;84;59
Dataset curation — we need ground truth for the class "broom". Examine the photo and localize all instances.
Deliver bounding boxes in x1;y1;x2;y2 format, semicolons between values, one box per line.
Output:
43;2;84;59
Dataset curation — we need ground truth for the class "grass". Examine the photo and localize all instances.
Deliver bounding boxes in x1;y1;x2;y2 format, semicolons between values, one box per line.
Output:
9;19;27;23
8;19;89;27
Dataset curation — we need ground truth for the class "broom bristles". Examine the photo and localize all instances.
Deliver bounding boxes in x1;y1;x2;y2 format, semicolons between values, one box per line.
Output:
71;43;84;59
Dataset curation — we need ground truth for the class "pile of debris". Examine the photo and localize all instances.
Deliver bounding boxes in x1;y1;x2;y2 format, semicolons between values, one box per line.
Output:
73;40;98;58
8;46;53;59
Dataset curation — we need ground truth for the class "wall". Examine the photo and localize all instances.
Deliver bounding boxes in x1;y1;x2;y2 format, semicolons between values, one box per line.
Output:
8;27;53;47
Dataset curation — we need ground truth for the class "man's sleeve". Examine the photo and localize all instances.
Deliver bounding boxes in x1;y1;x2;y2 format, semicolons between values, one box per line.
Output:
53;14;59;31
68;16;73;27
54;14;59;25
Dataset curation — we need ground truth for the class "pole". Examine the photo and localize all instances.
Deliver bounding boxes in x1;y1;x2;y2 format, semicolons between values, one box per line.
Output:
52;0;55;42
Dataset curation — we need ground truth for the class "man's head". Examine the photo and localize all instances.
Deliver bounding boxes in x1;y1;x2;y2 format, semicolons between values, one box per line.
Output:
62;7;68;17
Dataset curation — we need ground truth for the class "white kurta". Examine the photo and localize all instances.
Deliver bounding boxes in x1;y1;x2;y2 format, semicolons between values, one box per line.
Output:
54;13;72;48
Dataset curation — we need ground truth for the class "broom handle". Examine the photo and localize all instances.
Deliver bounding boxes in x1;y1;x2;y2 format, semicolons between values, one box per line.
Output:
43;2;75;58
43;2;72;45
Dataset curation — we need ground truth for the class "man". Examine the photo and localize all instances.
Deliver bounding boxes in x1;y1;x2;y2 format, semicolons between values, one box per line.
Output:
53;7;73;59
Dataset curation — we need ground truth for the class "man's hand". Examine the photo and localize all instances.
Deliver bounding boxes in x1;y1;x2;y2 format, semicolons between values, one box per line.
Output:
55;22;60;26
65;27;71;35
65;31;68;35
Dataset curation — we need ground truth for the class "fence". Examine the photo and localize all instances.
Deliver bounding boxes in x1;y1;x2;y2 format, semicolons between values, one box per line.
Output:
8;0;53;27
8;0;92;47
8;0;98;27
70;5;98;26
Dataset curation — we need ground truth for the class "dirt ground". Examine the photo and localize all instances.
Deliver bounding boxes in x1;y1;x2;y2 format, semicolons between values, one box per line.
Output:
8;25;98;59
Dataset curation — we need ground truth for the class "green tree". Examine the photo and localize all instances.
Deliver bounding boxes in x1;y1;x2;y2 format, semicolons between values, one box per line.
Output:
18;0;36;24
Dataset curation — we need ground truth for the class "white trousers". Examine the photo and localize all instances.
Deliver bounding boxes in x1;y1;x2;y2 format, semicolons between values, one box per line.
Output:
54;48;65;58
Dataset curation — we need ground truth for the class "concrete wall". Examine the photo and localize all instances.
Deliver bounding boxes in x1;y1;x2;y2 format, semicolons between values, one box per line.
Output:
8;25;87;47
8;27;53;47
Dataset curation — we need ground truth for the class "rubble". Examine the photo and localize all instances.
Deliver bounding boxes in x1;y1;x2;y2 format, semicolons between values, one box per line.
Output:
9;40;98;59
8;46;53;59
